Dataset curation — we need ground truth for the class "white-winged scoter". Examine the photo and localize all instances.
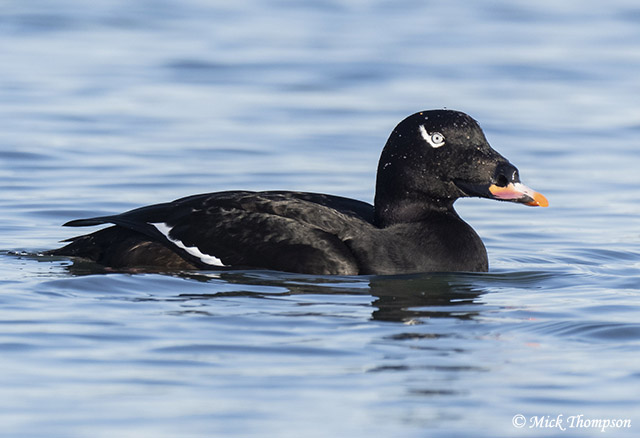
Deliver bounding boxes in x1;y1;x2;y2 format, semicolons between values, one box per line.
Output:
49;110;548;274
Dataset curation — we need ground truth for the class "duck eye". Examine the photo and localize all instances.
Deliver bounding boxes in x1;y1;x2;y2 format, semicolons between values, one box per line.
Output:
419;125;446;148
430;133;445;147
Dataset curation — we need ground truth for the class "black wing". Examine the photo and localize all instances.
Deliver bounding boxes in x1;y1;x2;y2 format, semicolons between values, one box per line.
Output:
61;191;375;275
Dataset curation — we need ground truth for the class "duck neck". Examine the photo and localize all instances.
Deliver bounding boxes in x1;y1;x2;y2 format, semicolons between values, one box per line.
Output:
373;195;457;228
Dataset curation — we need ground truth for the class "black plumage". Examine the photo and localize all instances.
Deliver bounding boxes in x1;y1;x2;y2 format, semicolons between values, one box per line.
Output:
49;110;547;274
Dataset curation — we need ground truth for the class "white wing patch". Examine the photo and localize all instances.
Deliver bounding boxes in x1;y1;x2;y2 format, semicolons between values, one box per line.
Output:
150;222;226;267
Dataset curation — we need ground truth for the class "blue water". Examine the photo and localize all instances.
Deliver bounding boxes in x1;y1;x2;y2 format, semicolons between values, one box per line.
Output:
1;1;639;437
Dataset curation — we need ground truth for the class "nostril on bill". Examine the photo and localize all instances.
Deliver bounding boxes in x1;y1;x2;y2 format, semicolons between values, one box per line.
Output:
496;174;509;187
493;162;520;187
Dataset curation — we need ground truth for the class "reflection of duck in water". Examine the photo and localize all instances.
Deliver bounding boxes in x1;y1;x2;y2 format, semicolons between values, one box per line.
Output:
368;274;485;323
49;110;547;275
151;271;486;324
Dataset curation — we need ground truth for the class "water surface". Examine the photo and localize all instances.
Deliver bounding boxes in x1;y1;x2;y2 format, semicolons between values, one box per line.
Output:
1;1;639;437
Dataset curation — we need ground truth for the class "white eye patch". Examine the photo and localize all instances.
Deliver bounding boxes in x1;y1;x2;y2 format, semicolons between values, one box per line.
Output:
419;125;446;148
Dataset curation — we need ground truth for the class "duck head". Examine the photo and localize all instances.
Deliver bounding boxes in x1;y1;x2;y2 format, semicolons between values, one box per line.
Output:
374;109;547;227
